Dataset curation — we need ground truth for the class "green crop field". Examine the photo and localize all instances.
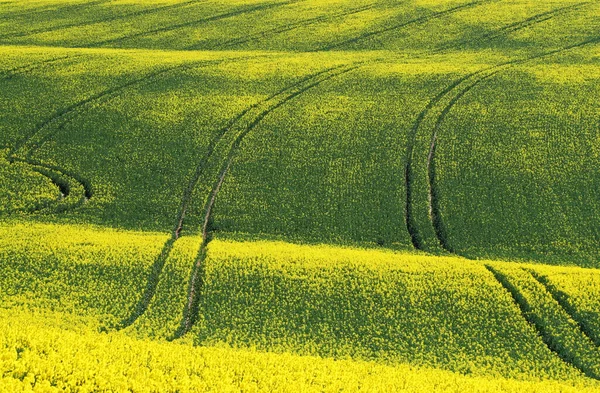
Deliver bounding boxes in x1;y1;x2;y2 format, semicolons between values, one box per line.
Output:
1;0;599;391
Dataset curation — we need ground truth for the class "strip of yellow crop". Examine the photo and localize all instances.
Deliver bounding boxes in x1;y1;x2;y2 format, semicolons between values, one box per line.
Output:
1;307;599;393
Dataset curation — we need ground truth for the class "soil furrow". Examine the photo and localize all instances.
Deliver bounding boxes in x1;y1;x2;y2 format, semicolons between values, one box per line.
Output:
0;0;202;40
90;1;294;48
528;269;600;347
318;0;489;51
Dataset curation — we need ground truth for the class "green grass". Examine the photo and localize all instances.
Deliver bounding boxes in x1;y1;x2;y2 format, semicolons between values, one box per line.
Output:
1;0;600;390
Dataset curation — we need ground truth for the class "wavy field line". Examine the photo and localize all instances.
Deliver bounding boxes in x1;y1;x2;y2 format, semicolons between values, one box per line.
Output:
0;55;78;81
0;0;202;40
186;3;375;50
91;1;293;48
170;64;362;338
317;0;491;51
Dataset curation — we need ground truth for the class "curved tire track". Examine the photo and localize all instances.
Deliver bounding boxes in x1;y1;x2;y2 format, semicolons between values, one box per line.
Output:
434;2;590;53
528;269;600;347
485;264;600;380
8;56;234;214
170;63;363;339
186;3;375;50
0;0;203;40
90;1;295;48
406;35;600;253
317;0;492;51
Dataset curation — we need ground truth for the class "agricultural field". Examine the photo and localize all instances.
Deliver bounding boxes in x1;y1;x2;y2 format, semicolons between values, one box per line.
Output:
0;0;599;391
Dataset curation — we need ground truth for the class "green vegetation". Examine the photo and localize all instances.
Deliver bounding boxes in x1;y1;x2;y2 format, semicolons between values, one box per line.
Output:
1;0;600;390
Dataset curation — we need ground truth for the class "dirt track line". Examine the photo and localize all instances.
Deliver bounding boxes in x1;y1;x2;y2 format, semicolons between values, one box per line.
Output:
187;3;375;50
10;58;223;161
528;269;600;347
317;0;489;51
435;2;590;53
171;64;362;338
9;57;230;216
0;0;202;40
90;1;293;48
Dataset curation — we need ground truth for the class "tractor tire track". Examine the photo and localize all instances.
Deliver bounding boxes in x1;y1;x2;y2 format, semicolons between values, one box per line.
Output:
8;56;233;214
0;0;111;23
170;63;363;339
186;3;375;50
0;55;79;81
0;0;203;40
485;264;600;380
406;35;600;253
317;0;491;51
435;2;589;53
528;269;600;347
111;54;268;331
90;1;294;48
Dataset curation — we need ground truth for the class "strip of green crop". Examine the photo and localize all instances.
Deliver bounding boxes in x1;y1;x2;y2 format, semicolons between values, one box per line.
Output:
318;0;492;51
485;264;600;380
186;3;376;50
0;0;202;40
90;0;296;48
172;63;364;338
